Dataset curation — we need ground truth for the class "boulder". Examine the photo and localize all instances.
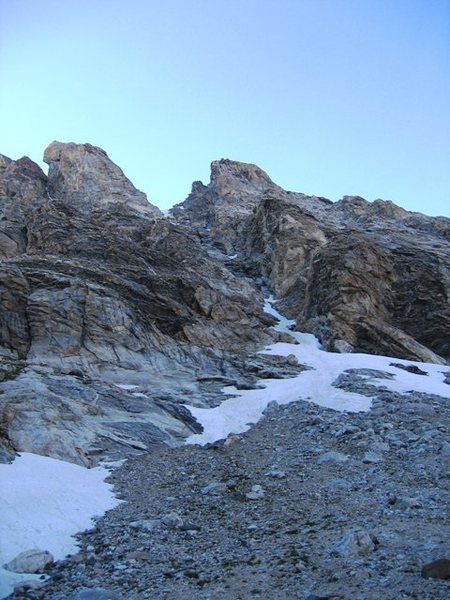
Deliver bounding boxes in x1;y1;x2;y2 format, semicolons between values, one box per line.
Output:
5;549;53;573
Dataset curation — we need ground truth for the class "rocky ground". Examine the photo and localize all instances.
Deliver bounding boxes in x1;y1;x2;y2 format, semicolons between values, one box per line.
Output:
11;382;450;599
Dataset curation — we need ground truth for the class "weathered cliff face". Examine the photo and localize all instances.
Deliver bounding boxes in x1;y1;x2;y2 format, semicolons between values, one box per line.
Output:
44;141;161;217
171;159;286;254
0;145;279;465
173;160;450;364
1;146;448;466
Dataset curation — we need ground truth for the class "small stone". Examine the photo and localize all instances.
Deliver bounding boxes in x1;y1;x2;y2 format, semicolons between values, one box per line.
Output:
246;485;265;500
286;354;298;365
362;451;383;464
129;519;160;532
333;530;376;557
126;550;152;561
334;339;354;353
263;401;279;416
224;435;241;447
396;497;422;510
161;512;183;529
5;549;54;573
13;579;46;592
440;441;450;456
201;482;228;495
265;468;286;479
421;558;450;580
68;589;122;600
178;522;202;531
318;451;349;465
325;478;352;491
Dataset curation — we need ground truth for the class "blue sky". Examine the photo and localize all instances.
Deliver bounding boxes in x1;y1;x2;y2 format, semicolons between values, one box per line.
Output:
1;0;449;215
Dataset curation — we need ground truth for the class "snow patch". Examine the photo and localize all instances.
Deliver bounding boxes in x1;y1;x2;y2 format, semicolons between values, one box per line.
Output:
0;453;120;598
185;297;449;445
114;383;138;390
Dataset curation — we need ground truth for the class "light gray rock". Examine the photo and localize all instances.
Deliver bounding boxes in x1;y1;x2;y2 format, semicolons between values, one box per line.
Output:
161;512;183;529
333;530;376;557
265;468;286;479
5;549;54;573
129;519;160;532
362;451;384;464
201;482;228;495
68;588;121;600
396;496;423;510
325;478;352;491
318;451;349;465
13;579;47;593
245;484;265;500
441;441;450;456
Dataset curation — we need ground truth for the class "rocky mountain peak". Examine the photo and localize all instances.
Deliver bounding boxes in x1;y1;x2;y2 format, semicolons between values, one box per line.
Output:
0;154;13;174
43;141;161;217
332;195;410;222
209;158;277;196
171;158;449;364
0;154;46;187
0;140;449;468
171;159;285;254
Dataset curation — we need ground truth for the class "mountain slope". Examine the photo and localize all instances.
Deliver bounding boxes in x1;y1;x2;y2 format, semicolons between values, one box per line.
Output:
0;145;281;466
172;159;449;363
1;144;449;599
1;146;449;467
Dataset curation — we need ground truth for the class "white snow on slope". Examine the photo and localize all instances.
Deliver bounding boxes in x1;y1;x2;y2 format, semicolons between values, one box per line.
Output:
0;453;120;598
185;297;450;445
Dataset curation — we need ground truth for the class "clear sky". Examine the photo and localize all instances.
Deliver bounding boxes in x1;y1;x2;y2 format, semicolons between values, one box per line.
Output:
1;0;449;216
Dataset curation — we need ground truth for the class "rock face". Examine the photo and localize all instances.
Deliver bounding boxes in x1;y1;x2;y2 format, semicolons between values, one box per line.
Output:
0;145;277;465
173;159;450;363
44;142;161;217
171;159;284;254
0;146;449;466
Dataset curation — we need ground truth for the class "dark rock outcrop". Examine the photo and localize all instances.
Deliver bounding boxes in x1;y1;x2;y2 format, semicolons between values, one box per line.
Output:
0;145;277;465
173;159;449;363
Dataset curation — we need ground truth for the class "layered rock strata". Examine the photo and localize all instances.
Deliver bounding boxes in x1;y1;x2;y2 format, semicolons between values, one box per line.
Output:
173;160;449;363
1;146;448;466
0;144;278;465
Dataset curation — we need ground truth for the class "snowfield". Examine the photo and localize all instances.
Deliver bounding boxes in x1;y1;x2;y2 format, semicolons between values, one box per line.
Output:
185;297;450;445
0;454;120;598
